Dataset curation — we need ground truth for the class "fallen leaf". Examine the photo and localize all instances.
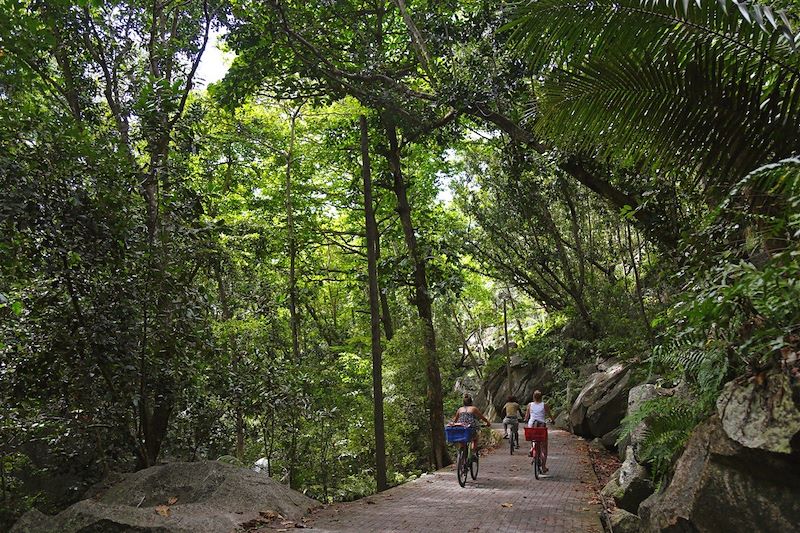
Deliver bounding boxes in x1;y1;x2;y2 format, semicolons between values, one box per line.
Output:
501;502;513;508
167;496;178;505
154;505;170;517
260;510;278;519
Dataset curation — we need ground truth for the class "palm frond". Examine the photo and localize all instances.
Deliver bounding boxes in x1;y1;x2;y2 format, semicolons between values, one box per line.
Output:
505;0;800;187
718;157;800;240
505;0;799;72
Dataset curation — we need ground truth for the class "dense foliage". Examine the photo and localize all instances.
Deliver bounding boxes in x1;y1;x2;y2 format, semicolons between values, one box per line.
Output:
1;0;798;527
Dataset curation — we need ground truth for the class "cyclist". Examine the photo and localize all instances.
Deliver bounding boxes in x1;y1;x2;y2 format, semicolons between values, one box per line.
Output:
502;395;523;445
451;393;492;458
524;390;552;473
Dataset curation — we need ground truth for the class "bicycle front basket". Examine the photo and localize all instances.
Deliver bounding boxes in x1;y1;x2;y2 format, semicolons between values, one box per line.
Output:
445;425;474;443
524;427;547;442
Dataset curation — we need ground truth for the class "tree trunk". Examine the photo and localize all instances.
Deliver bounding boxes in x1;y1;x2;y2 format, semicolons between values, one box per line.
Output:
375;233;395;341
361;115;388;491
626;222;654;345
286;108;301;363
503;298;512;394
285;106;302;489
383;114;449;469
214;261;244;459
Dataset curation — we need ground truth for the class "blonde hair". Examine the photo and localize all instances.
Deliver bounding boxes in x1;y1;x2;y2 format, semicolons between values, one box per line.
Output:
533;390;543;402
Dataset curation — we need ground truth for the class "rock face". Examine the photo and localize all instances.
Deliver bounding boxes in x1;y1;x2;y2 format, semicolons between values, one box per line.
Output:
475;361;551;422
569;361;632;438
604;508;641;533
638;415;800;533
552;411;570;430
620;383;671;460
601;447;654;514
716;370;800;454
12;461;319;533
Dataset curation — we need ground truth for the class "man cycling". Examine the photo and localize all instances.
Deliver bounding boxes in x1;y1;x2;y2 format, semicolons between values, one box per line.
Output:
502;395;523;446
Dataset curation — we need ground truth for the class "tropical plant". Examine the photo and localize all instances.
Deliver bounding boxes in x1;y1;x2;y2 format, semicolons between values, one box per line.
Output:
506;0;800;189
617;395;704;484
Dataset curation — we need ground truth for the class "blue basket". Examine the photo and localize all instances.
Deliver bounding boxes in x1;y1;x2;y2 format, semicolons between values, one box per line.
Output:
445;425;474;443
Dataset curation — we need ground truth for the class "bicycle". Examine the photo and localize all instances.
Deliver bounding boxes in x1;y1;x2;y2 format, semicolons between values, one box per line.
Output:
507;419;520;455
445;424;483;487
524;425;548;479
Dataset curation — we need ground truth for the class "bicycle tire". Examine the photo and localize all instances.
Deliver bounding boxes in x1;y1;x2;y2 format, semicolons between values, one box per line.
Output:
533;444;540;480
470;451;479;480
509;431;514;455
457;447;467;487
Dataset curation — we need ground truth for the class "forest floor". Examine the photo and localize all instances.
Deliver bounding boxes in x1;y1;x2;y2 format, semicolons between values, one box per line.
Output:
252;427;604;533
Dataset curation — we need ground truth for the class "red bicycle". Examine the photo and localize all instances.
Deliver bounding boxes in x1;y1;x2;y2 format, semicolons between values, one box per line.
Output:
524;426;548;479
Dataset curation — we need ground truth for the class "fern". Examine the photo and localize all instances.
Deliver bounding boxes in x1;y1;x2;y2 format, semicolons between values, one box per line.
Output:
618;395;706;484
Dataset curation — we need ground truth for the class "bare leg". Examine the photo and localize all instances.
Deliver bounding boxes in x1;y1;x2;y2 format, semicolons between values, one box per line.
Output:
542;439;548;470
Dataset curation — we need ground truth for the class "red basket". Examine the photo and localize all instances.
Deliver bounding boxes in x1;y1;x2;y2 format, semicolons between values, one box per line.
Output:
524;427;548;442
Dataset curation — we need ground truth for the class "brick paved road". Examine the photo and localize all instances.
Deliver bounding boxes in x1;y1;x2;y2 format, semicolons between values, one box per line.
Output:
303;427;603;533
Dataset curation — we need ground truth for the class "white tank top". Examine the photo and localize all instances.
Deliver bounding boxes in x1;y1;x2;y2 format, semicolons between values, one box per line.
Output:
528;401;546;425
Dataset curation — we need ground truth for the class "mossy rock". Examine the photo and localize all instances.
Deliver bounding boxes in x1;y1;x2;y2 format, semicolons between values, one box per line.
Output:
216;455;245;467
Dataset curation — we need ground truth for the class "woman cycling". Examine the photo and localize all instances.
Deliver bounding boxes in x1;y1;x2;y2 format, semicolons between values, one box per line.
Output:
502;395;523;444
524;390;552;472
451;393;492;456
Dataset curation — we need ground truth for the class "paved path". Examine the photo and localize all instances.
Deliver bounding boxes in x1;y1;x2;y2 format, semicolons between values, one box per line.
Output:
304;427;603;533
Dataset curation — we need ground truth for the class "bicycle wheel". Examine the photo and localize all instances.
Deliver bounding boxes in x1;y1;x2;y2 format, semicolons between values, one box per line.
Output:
533;446;541;480
509;431;514;455
456;447;467;487
470;450;479;480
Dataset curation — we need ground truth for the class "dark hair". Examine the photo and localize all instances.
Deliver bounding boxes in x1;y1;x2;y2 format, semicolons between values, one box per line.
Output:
533;390;543;402
463;393;473;406
507;395;517;403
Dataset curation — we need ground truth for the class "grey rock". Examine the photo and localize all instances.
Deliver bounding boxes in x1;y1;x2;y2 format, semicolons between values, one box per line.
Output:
601;448;654;514
12;461;318;533
589;438;608;453
252;457;270;475
638;415;800;533
608;508;641;533
716;369;800;454
600;467;621;500
570;363;633;438
596;357;620;372
600;427;621;451
616;446;654;513
476;363;551;422
553;411;570;430
624;384;671;460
